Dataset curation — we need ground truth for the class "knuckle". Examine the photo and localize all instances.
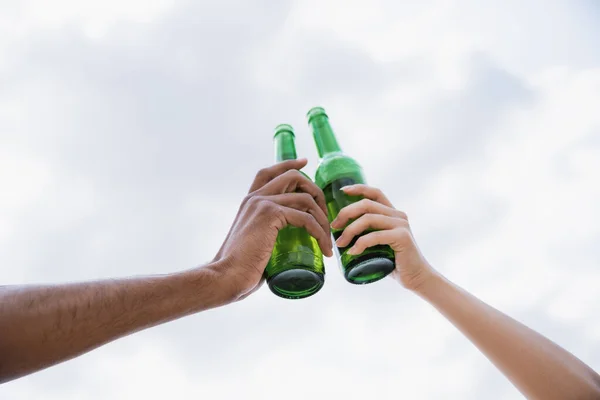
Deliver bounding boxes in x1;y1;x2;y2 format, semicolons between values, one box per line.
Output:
299;192;314;204
372;187;384;197
363;212;377;221
246;194;262;205
302;216;318;232
305;212;318;225
315;191;326;204
351;216;368;230
337;209;349;221
357;198;374;211
343;201;360;215
368;213;383;226
256;167;270;180
354;236;366;248
396;210;408;220
357;198;370;207
394;219;409;230
343;222;356;235
242;193;256;207
395;226;411;240
254;197;272;213
310;216;323;233
283;169;302;179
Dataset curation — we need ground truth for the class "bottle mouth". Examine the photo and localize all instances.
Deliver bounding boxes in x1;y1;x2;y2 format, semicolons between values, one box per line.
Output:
306;106;328;123
274;123;295;138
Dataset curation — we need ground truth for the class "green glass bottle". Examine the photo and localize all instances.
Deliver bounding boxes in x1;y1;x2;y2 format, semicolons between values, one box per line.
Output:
264;124;326;299
307;107;395;284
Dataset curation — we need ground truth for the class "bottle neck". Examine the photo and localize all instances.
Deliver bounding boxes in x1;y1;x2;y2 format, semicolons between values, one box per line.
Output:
274;131;297;162
309;114;342;158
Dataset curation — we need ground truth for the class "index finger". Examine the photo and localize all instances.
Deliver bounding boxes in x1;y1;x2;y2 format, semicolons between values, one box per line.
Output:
249;158;308;193
341;184;394;208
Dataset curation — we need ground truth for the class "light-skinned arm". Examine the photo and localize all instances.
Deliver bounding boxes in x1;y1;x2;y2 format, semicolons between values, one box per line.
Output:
333;184;600;400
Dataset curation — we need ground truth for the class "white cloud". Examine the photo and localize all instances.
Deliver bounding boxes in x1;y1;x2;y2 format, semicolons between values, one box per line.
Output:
0;0;176;39
1;0;599;399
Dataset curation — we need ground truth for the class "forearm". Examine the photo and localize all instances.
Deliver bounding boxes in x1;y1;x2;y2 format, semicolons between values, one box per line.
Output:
416;273;600;399
0;261;229;383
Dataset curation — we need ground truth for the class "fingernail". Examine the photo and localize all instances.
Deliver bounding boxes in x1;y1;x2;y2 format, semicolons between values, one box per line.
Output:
347;247;358;255
330;220;339;228
341;186;353;192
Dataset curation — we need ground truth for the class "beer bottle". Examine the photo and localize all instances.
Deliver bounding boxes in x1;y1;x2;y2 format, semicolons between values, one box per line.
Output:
264;124;326;298
307;107;395;284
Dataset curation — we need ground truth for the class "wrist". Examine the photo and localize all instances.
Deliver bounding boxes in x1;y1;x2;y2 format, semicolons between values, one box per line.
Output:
411;267;444;297
177;260;236;311
203;257;244;305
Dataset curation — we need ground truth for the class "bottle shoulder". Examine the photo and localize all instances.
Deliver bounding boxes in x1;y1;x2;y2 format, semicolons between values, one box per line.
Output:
315;153;364;188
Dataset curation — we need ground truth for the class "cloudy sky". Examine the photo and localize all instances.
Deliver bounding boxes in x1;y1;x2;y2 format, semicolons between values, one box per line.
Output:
1;0;599;398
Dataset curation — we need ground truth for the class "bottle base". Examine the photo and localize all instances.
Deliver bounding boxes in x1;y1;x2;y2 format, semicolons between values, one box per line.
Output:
344;256;395;285
268;268;325;299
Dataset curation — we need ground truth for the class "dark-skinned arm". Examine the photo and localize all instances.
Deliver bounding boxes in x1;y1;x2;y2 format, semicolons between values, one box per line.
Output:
0;158;332;384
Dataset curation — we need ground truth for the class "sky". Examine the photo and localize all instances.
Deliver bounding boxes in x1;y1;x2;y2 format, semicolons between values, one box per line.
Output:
1;0;599;399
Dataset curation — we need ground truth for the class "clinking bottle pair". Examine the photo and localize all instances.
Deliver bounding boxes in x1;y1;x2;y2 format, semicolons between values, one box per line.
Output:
265;107;396;299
